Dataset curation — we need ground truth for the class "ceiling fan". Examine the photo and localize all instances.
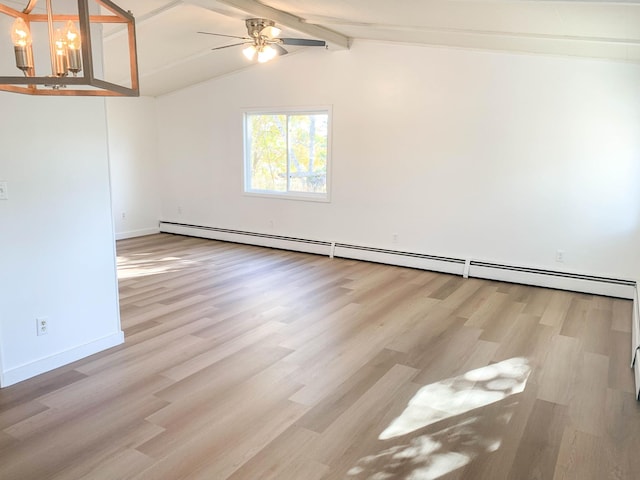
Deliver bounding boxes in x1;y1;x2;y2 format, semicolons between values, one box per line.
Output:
198;18;327;63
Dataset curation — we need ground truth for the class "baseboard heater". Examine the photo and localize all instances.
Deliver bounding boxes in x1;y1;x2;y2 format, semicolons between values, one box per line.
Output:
468;261;635;299
333;243;466;276
159;221;332;256
159;221;635;300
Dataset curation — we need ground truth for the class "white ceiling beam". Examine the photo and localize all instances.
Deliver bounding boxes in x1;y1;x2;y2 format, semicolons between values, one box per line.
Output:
201;0;351;50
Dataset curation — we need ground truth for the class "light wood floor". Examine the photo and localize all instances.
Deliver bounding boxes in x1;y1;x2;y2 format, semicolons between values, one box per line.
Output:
1;233;639;479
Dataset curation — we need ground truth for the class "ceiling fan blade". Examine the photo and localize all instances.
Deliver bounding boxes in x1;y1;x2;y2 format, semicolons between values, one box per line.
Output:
198;31;251;41
280;38;326;47
272;43;288;56
211;42;251;51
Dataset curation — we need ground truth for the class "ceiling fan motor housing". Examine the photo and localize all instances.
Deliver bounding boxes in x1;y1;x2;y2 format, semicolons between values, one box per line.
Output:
246;18;275;38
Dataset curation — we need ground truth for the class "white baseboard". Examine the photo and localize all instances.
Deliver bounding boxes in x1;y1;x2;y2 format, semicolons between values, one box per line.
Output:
0;331;124;388
160;221;636;300
115;227;160;240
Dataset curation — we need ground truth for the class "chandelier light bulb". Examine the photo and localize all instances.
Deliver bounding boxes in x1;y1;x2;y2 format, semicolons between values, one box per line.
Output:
11;17;33;74
64;20;81;50
52;28;69;77
54;29;66;53
11;17;32;47
64;20;82;75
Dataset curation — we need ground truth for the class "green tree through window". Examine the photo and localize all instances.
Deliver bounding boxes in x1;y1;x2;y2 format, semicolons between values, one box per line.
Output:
245;110;329;198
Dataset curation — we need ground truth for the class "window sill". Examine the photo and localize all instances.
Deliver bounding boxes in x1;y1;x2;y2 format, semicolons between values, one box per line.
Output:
243;191;330;203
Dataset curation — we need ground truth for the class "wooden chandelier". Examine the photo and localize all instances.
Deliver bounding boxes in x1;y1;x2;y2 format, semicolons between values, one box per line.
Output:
0;0;138;96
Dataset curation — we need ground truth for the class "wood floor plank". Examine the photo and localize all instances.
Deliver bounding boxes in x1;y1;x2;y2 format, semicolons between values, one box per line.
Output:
1;395;168;480
464;290;511;328
460;389;539;480
608;330;635;393
310;363;418;466
453;283;499;319
226;426;326;480
491;313;552;365
0;369;87;411
411;324;483;385
437;278;485;311
0;400;49;431
184;401;309;480
479;300;527;343
539;290;573;329
51;448;156;480
569;351;609;436
581;308;612;356
508;399;568;480
559;298;590;338
537;335;582;405
295;348;408;434
521;287;554;316
553;428;612;480
0;233;637;480
612;299;633;333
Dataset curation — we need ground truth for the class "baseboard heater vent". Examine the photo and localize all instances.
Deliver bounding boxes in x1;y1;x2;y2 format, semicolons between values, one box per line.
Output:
159;221;635;299
159;221;332;256
333;243;466;276
468;260;635;299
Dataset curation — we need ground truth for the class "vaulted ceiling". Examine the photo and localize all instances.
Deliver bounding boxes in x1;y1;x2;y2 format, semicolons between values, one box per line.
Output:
104;0;640;96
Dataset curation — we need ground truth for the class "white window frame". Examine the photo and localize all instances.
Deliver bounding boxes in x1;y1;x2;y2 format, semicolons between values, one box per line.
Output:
242;106;332;202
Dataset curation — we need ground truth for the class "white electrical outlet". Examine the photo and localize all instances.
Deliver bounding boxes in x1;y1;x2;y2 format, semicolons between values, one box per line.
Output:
556;250;565;263
0;181;7;200
36;317;48;336
392;233;399;244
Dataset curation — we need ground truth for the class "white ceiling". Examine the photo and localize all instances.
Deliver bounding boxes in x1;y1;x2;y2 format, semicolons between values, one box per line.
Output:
102;0;640;96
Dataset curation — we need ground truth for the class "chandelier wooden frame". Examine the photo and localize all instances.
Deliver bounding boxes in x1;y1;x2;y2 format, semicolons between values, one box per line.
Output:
0;0;138;96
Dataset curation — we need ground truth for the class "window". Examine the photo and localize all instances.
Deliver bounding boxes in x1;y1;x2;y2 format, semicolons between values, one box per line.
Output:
244;108;330;200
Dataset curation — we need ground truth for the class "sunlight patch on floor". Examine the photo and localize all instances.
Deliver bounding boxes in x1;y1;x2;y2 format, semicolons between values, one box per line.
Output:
380;357;530;440
117;254;198;279
347;358;531;480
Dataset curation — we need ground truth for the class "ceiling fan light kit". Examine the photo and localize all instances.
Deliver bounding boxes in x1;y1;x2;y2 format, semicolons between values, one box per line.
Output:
199;17;327;64
0;0;139;96
242;44;277;63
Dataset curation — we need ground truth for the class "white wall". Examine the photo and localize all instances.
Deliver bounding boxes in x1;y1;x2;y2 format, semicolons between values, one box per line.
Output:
156;40;640;281
106;97;160;239
0;94;123;387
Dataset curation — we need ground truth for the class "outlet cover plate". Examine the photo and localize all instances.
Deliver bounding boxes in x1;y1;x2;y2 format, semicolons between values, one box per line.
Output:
36;317;48;336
